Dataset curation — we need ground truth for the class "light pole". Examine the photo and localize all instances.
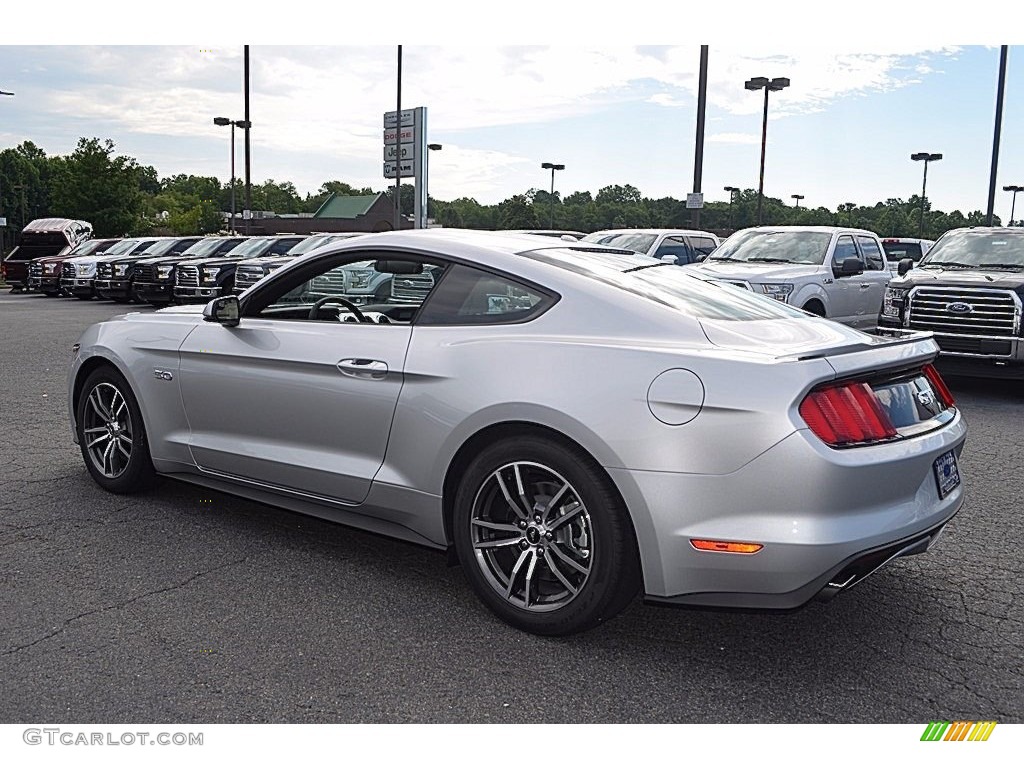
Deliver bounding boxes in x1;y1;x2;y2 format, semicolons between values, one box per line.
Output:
0;90;11;257
745;76;790;225
724;186;739;230
214;117;251;234
1004;184;1023;226
911;152;942;239
541;162;564;229
791;194;804;209
426;144;442;226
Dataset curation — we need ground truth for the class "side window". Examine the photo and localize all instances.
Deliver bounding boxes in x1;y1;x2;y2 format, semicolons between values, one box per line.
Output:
689;236;718;258
856;236;885;271
268;238;304;256
832;236;859;266
653;236;694;265
246;254;442;324
417;264;555;325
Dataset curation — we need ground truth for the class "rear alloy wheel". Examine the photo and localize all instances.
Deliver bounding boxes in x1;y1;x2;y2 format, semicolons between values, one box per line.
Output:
454;436;640;635
76;368;156;493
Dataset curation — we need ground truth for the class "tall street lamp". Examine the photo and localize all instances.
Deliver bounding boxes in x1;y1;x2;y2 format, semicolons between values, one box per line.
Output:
541;162;565;229
1003;184;1023;226
911;152;942;239
745;76;790;225
791;194;804;209
724;185;739;230
214;117;251;234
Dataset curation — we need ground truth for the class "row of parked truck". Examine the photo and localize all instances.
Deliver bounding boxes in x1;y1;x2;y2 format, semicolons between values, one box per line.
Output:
1;219;378;306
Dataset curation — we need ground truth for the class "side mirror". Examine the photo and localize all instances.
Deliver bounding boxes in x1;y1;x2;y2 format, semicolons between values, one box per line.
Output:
897;258;914;276
203;295;240;327
834;257;863;278
660;255;677;264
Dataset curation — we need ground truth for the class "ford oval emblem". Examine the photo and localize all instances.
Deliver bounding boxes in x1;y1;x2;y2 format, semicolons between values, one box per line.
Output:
947;302;973;314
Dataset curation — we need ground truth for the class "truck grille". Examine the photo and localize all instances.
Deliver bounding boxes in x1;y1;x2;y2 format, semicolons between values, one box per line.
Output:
134;264;156;283
176;266;199;287
97;263;113;280
391;270;435;302
234;265;266;292
29;262;43;278
908;287;1019;338
310;270;345;294
62;263;75;279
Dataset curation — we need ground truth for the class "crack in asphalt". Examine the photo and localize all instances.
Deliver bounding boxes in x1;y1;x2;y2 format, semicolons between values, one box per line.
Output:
0;555;251;658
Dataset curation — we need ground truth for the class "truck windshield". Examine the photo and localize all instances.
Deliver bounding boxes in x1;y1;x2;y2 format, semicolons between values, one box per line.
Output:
578;233;657;255
709;231;832;265
920;231;1024;269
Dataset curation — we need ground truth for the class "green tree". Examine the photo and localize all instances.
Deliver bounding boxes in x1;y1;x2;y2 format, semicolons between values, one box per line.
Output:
49;138;143;236
498;194;539;229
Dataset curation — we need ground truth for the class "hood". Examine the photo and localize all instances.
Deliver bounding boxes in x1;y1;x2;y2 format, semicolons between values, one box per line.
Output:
238;256;292;269
155;303;206;315
176;255;248;268
688;260;821;282
892;266;1024;290
33;255;69;266
135;254;185;267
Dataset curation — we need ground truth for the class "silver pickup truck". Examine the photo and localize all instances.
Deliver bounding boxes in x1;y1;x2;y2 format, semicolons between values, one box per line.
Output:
683;226;891;330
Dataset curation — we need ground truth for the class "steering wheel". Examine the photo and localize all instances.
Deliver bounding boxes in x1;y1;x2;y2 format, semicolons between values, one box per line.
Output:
308;295;367;322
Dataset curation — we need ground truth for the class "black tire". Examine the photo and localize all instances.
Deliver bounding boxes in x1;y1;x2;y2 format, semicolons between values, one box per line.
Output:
75;366;156;493
453;435;641;636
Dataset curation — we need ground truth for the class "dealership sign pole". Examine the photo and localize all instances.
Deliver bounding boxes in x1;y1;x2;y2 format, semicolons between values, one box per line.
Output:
384;106;428;228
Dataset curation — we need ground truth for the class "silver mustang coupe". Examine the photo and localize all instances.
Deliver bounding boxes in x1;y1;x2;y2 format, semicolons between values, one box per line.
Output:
68;229;966;635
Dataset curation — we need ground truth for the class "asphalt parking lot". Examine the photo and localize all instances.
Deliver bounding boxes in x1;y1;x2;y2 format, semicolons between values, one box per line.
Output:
0;293;1021;723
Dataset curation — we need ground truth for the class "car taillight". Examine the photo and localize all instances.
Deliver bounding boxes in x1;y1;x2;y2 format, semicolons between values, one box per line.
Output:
799;381;898;447
922;363;955;408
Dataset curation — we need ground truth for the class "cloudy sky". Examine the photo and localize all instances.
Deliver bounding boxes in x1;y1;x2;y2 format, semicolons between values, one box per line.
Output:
1;5;1021;220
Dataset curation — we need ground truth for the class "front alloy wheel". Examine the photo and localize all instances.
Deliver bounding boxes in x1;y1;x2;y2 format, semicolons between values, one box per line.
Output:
76;367;156;493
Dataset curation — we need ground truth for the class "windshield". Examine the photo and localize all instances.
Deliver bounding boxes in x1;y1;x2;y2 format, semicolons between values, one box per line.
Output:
181;238;233;258
226;238;273;257
710;230;832;264
287;234;350;255
882;242;924;262
136;239;182;258
578;233;657;254
919;231;1024;269
101;239;142;256
67;239;110;256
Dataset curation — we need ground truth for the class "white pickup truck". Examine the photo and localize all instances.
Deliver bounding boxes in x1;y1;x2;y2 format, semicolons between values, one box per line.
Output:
682;226;891;330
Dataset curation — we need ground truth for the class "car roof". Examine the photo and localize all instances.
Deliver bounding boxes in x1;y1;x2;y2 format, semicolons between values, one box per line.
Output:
587;228;718;237
733;225;880;237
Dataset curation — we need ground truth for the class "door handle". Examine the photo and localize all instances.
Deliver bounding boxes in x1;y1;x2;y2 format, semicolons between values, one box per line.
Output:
859;283;872;289
337;358;388;380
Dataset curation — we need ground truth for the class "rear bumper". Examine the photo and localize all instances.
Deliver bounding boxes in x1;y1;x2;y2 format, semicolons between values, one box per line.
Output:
174;285;221;302
612;410;967;607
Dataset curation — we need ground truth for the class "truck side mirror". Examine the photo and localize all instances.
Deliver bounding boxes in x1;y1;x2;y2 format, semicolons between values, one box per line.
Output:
897;258;914;276
834;257;863;278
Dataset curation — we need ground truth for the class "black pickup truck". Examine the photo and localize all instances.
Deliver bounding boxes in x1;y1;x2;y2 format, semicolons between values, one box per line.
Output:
132;236;247;306
877;227;1024;378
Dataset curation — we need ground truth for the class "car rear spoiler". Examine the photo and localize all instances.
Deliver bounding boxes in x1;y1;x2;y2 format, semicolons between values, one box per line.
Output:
782;329;939;379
